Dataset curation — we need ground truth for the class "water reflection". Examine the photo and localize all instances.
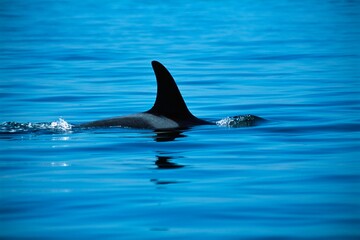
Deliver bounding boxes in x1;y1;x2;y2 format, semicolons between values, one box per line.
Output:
152;128;187;142
151;129;187;186
155;156;185;169
150;156;186;185
150;179;182;185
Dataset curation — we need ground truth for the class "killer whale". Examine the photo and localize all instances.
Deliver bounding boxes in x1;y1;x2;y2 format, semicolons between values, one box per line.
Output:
80;61;213;130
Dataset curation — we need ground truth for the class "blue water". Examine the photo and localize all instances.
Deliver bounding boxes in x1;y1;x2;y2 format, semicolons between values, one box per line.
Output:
1;0;360;239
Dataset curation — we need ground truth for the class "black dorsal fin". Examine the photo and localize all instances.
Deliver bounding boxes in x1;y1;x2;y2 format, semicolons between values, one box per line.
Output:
146;61;200;122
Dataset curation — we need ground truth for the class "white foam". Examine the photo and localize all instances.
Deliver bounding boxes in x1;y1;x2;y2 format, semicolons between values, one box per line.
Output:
216;115;261;127
50;118;73;131
216;117;234;127
0;118;73;133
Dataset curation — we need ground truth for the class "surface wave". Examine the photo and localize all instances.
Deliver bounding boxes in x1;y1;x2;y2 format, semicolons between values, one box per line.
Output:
216;115;265;127
0;118;72;134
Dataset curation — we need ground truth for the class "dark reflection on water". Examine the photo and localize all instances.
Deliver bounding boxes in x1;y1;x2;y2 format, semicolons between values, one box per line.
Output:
155;155;185;169
150;178;183;185
152;128;187;142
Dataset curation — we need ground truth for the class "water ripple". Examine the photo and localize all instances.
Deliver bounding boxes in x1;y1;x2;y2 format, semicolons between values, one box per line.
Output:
0;118;73;134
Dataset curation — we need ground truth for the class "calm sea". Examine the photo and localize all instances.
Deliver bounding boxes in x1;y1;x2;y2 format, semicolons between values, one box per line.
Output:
1;0;359;239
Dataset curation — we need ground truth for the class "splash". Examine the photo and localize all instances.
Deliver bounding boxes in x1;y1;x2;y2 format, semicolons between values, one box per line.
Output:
49;118;72;131
216;115;264;127
0;118;73;134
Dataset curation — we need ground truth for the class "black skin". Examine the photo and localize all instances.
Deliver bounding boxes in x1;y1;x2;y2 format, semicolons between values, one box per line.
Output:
80;61;263;130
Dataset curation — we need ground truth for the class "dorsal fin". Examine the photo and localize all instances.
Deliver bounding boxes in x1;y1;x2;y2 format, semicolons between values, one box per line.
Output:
146;61;199;122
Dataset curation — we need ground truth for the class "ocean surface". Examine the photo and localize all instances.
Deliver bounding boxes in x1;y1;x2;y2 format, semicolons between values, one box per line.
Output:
1;0;360;239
